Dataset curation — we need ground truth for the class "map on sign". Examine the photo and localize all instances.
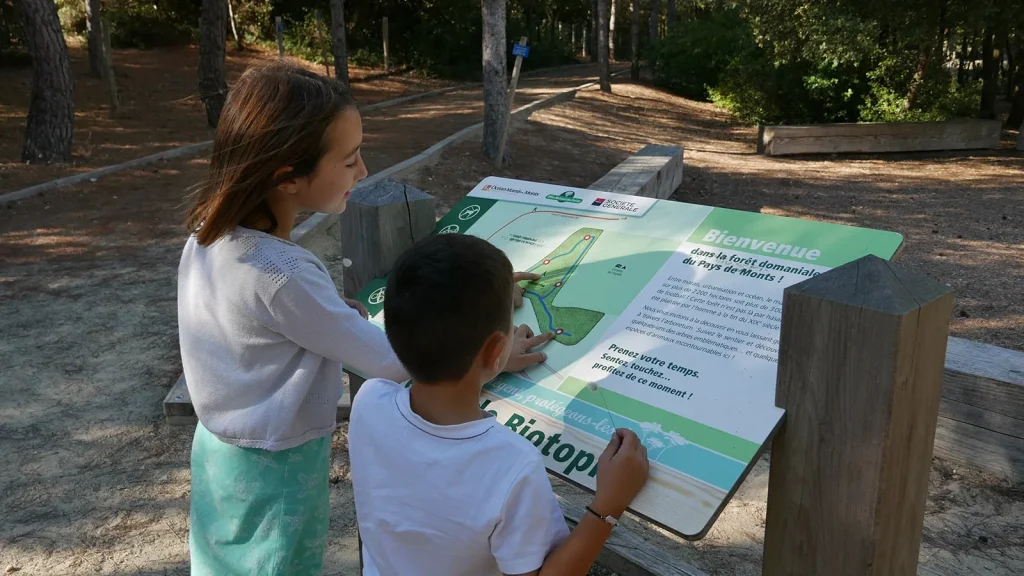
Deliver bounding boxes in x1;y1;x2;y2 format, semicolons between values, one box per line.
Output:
356;176;904;538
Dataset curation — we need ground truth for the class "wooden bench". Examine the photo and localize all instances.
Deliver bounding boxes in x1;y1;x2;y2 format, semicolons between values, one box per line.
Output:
758;120;1002;156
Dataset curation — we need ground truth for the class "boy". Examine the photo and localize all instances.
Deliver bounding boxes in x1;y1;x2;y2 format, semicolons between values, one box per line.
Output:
349;233;650;576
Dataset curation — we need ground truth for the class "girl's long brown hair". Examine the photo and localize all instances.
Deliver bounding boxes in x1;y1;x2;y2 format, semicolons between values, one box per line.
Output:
186;62;356;245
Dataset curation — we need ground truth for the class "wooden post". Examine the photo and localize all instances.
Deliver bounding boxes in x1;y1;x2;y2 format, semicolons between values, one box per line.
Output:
383;17;390;73
495;36;528;168
763;255;954;576
275;16;284;58
338;178;436;298
99;18;118;118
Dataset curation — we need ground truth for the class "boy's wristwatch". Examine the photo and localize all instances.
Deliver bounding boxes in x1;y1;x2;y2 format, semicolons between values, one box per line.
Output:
586;505;618;527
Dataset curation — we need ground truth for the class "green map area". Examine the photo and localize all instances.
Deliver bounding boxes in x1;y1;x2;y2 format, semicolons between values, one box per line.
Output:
520;228;605;345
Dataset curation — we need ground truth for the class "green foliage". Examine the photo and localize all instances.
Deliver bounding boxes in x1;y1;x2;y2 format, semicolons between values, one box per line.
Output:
233;1;273;45
654;0;996;124
105;0;199;49
650;10;756;100
55;0;87;36
282;10;333;68
0;0;24;57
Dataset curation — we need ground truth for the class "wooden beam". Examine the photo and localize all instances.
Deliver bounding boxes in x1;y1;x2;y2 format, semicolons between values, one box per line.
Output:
763;255;954;575
338;178;436;297
589;144;684;199
933;336;1024;480
760;120;1002;156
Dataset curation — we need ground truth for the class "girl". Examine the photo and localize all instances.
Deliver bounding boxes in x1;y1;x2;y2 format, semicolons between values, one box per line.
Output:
179;62;550;575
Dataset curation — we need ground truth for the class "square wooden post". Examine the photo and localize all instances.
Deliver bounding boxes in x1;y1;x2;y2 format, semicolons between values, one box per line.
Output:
763;255;954;575
338;178;435;298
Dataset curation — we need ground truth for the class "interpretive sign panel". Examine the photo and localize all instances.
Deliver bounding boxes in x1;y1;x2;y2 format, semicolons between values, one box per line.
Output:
357;177;904;538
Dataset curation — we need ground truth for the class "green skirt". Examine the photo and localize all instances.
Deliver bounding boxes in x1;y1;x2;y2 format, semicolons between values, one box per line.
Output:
189;423;331;575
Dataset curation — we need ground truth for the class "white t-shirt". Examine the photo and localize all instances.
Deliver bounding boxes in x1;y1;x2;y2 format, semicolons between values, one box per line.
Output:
178;227;408;451
349;379;570;576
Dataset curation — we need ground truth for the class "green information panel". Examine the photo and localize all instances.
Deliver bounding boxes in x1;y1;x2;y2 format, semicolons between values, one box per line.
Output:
357;177;903;539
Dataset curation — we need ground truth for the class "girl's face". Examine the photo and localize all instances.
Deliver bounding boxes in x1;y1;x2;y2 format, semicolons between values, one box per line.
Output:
294;107;367;214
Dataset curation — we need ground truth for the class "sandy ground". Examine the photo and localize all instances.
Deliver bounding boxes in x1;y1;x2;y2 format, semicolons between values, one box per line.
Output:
0;43;456;194
1;71;1022;575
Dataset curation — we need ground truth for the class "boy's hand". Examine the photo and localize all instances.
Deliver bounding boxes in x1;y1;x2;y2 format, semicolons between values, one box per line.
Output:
503;324;554;372
592;429;650;518
343;297;369;320
513;272;541;308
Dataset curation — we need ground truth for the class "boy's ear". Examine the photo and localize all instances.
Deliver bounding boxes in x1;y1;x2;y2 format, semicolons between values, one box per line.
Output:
479;330;509;374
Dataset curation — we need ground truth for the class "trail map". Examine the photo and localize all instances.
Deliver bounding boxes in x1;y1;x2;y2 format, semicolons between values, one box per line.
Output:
357;177;904;538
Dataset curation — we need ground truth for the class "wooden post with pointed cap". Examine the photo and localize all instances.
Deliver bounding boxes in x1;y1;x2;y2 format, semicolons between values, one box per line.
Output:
763;255;954;575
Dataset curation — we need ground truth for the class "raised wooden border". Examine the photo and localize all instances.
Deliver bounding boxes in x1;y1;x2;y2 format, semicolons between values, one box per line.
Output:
590;144;684;199
934;336;1024;481
760;120;1001;156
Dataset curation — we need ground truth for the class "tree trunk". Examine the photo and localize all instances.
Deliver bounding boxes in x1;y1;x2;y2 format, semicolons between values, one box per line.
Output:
1006;40;1016;99
1007;44;1024;129
598;0;611;91
979;29;998;118
198;0;227;128
957;35;968;86
330;0;350;86
1017;124;1023;151
590;0;598;62
227;0;243;51
667;0;675;31
20;0;74;163
630;0;639;80
85;0;102;78
481;0;507;161
649;0;660;45
609;0;616;61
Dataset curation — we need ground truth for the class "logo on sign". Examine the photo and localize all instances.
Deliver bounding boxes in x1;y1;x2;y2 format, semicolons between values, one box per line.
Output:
546;190;583;204
368;287;386;305
458;205;481;220
592;198;640;213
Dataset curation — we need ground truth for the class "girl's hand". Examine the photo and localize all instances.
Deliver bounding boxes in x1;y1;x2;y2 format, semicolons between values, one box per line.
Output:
343;297;369;320
504;324;554;372
513;272;541;308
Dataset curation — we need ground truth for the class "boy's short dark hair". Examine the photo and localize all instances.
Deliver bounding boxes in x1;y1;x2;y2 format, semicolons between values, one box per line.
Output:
384;234;514;383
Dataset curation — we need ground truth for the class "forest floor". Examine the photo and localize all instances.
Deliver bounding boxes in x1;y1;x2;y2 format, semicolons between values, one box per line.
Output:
0;45;1022;575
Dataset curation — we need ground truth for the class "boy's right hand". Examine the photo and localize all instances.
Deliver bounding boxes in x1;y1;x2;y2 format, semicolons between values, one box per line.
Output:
591;429;649;519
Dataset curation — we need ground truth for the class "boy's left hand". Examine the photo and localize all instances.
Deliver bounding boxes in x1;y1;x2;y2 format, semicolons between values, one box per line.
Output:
343;297;369;320
513;272;541;308
504;324;554;372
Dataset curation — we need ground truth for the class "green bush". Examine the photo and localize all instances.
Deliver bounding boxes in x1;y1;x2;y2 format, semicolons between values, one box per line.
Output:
56;0;87;37
282;10;333;68
649;10;756;100
105;0;198;49
0;0;23;54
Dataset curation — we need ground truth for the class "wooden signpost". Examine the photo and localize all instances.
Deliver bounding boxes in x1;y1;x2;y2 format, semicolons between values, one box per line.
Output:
495;37;529;168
